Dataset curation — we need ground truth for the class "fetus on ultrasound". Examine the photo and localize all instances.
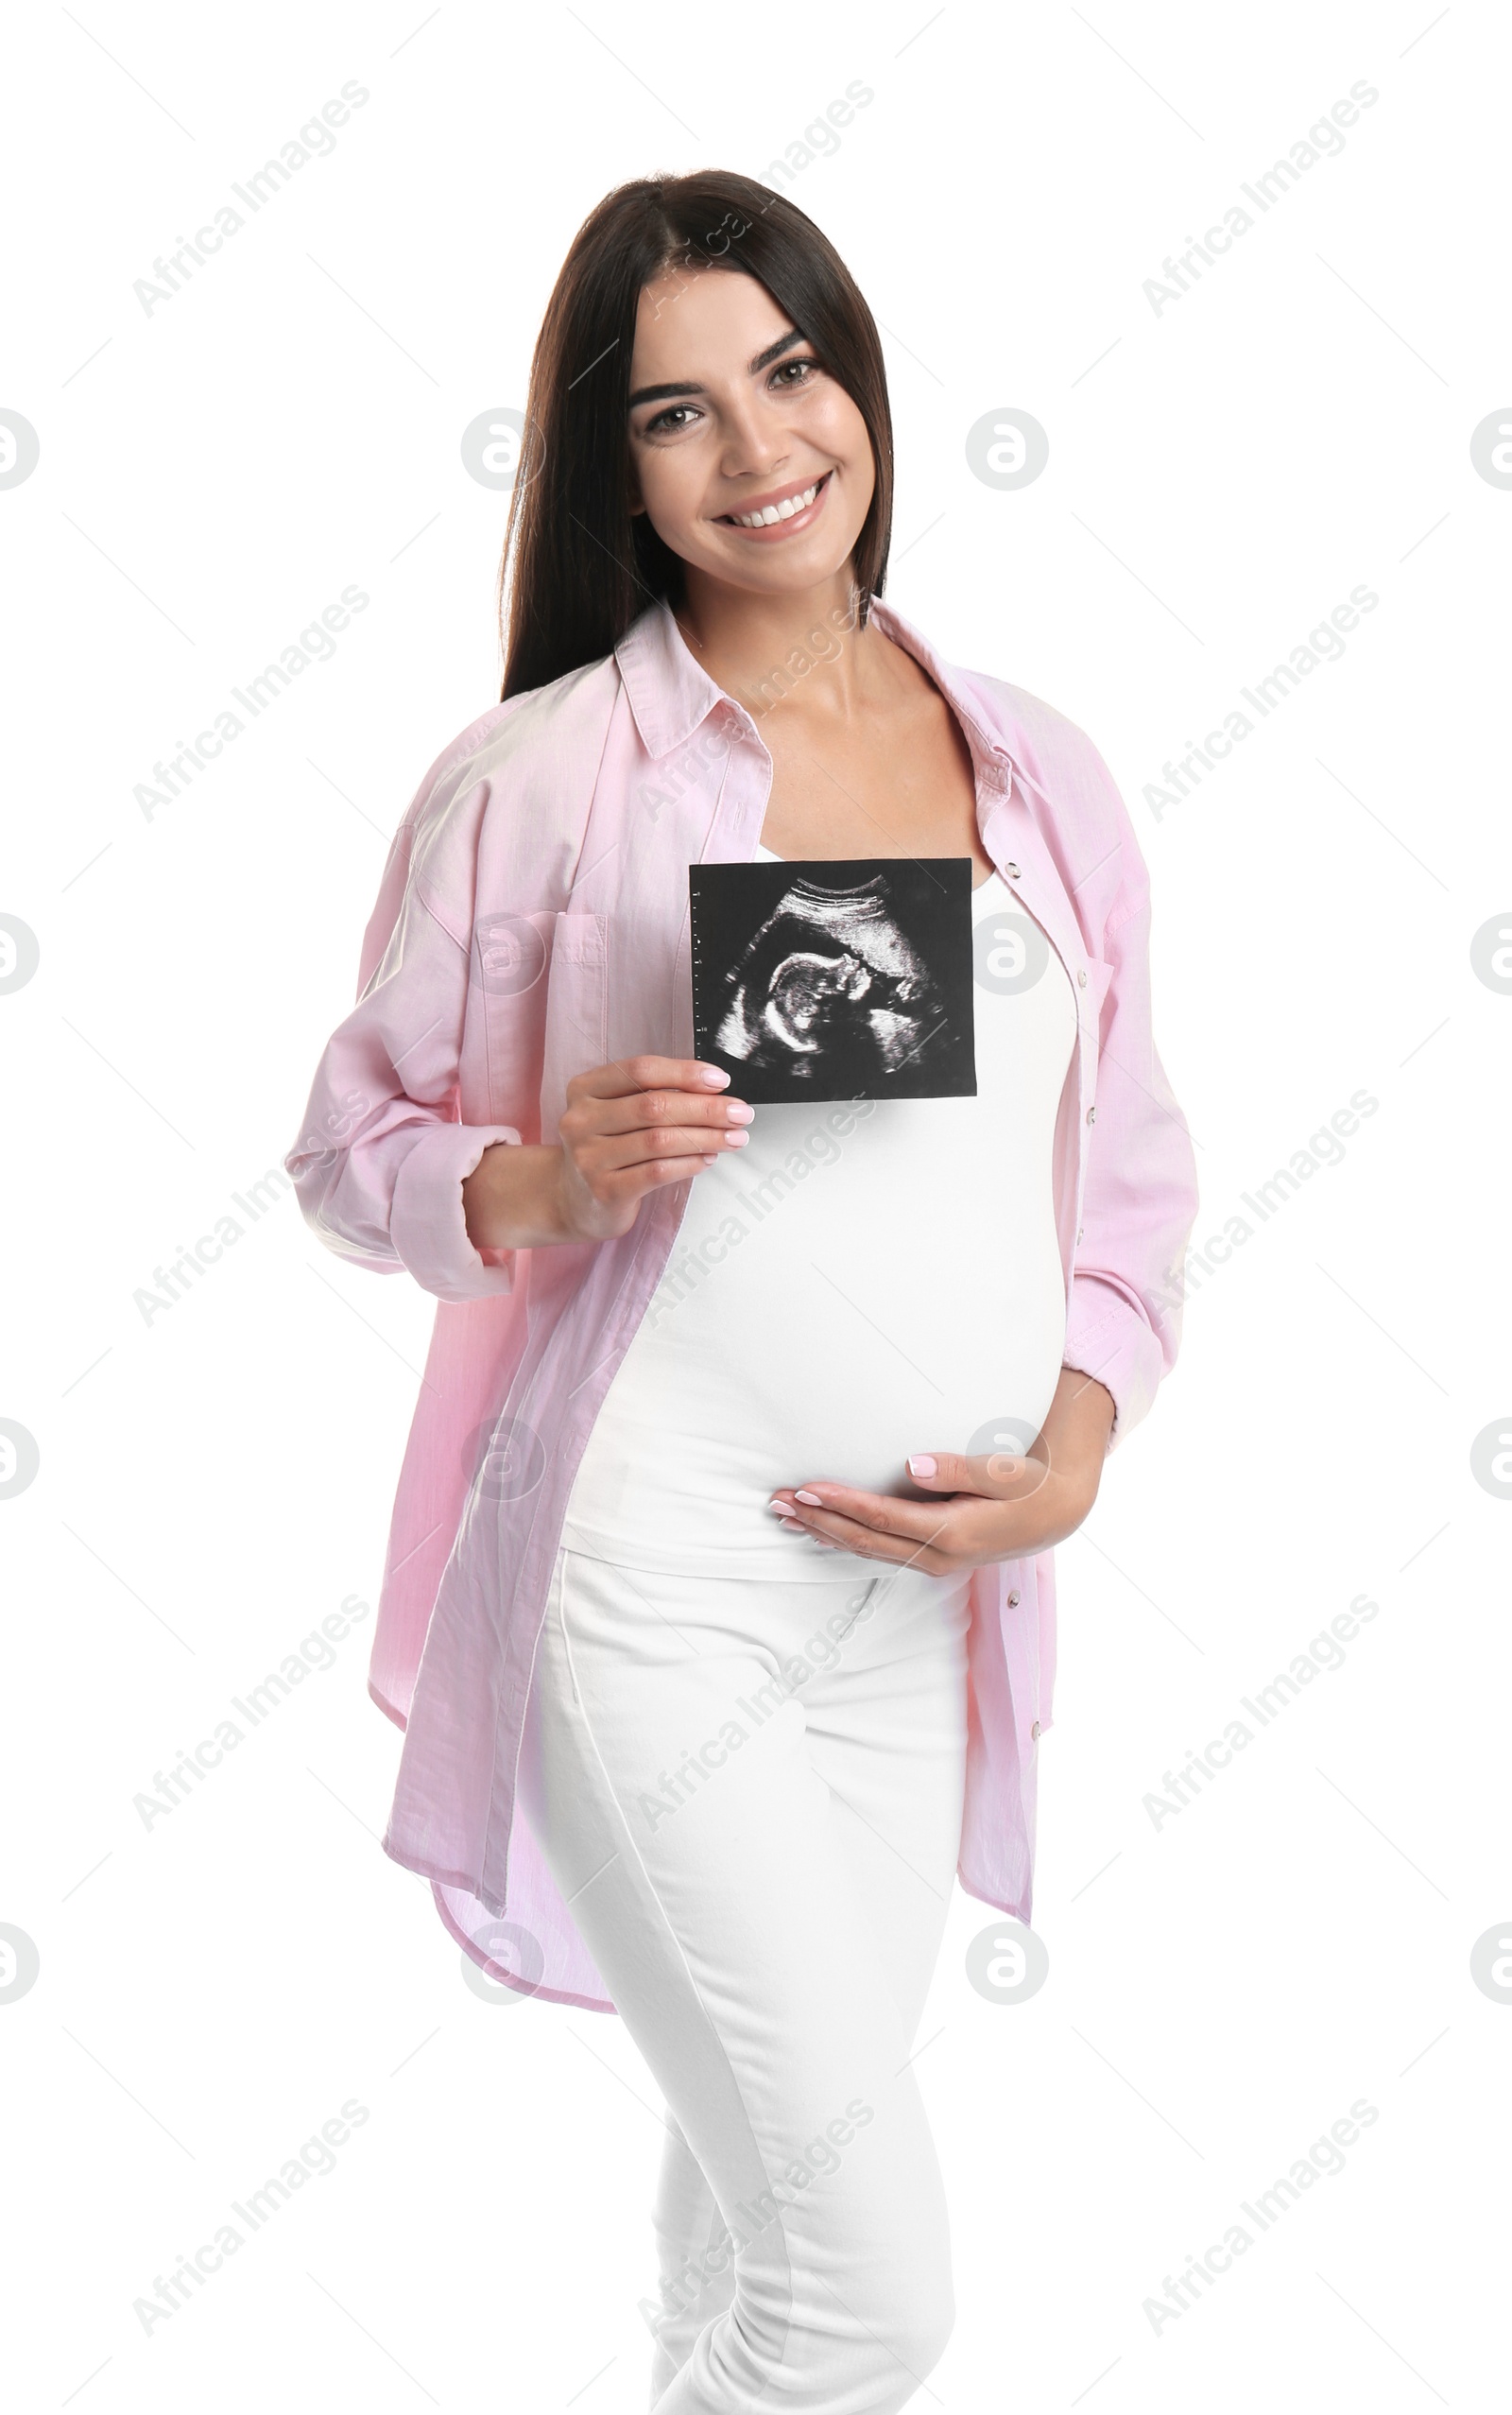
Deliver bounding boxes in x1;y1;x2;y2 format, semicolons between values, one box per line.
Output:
712;873;949;1088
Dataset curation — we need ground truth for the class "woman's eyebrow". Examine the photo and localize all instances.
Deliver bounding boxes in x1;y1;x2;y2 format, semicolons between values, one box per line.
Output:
749;327;809;375
627;326;809;410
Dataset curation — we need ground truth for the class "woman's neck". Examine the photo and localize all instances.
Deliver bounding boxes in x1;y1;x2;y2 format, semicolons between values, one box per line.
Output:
672;567;887;731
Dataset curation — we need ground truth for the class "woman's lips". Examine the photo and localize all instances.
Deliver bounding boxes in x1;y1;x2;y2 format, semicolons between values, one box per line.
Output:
715;471;833;541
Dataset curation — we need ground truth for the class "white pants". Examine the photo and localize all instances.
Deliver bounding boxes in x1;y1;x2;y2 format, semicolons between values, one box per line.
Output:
517;1541;975;2413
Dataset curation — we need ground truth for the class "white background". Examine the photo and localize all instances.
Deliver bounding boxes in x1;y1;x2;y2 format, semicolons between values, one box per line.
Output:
4;2;1508;2407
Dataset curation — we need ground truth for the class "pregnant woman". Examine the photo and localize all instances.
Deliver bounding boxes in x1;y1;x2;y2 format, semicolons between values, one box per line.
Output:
287;169;1198;2413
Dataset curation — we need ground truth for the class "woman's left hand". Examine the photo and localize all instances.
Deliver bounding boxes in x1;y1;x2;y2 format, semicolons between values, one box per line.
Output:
767;1369;1117;1574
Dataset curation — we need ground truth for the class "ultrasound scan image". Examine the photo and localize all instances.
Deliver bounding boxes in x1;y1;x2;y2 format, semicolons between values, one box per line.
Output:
688;858;977;1103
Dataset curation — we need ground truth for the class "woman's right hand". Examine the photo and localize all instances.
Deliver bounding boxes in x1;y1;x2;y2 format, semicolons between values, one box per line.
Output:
461;1056;752;1252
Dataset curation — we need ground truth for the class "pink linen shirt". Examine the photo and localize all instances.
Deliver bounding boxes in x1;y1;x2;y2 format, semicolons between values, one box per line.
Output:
284;594;1199;2012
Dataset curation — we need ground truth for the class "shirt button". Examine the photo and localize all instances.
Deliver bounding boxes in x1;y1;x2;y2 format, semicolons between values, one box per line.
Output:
1006;1589;1021;1608
1077;968;1088;987
1005;862;1021;879
1086;1105;1096;1126
1031;1719;1041;1741
1076;1226;1083;1243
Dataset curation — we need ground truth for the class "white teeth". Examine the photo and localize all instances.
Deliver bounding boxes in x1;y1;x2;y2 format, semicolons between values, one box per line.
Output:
729;478;821;528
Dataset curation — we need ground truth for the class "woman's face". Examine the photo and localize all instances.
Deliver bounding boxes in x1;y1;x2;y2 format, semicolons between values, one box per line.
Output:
626;263;875;603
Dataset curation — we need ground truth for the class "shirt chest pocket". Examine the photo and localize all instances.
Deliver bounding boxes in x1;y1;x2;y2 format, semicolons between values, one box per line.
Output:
469;907;557;1143
538;910;610;1144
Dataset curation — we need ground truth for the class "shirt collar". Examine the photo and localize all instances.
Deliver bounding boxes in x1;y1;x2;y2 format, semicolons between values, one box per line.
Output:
614;593;1016;774
613;596;726;761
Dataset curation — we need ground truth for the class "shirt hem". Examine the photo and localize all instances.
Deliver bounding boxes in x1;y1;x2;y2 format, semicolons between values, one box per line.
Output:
956;1866;1034;1926
374;1829;618;2013
427;1878;616;2015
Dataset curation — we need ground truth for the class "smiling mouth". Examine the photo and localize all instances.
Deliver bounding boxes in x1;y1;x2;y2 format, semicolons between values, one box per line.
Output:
717;472;832;529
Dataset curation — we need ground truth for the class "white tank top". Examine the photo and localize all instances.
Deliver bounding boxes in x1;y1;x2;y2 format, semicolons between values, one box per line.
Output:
558;845;1077;1576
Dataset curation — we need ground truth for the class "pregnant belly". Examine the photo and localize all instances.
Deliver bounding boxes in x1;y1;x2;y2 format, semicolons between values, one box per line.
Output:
558;1083;1073;1569
559;1195;1069;1570
661;1252;1067;1481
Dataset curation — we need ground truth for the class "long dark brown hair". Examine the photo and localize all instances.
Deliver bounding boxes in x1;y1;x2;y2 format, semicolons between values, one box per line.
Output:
498;170;894;701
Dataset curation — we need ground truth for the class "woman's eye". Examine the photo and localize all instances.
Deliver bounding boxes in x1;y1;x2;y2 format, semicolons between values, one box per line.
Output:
773;358;819;388
644;403;698;436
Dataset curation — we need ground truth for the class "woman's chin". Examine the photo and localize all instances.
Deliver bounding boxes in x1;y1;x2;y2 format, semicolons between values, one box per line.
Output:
682;531;864;598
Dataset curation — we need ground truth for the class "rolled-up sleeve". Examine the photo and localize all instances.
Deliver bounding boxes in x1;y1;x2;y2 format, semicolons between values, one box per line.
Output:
1062;871;1199;1454
284;854;523;1305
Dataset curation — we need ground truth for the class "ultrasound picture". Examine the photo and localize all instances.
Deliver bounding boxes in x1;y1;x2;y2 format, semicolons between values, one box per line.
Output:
688;857;977;1103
